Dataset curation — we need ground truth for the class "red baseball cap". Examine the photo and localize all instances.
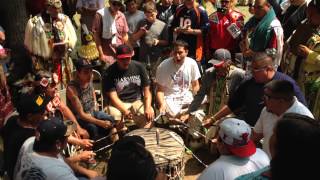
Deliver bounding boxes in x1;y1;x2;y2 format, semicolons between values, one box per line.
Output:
116;45;134;59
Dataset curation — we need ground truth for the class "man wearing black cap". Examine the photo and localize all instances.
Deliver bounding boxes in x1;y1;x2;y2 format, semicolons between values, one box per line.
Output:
14;117;79;180
103;44;154;128
1;92;51;179
67;58;117;141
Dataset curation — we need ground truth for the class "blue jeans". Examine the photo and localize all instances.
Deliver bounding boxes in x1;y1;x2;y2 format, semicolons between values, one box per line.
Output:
78;111;115;140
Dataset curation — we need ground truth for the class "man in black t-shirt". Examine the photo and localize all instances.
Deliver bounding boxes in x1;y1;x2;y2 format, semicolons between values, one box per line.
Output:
103;45;154;128
1;92;51;179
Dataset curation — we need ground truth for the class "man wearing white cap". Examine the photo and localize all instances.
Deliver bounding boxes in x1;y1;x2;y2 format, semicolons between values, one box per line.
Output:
198;118;269;180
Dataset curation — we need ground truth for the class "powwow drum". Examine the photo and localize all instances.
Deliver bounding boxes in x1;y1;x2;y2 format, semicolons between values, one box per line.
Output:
126;128;185;180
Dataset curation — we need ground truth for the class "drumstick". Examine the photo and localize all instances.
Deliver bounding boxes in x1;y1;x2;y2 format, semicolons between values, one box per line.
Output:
153;112;165;122
93;143;114;153
172;120;209;140
169;132;208;168
94;128;127;143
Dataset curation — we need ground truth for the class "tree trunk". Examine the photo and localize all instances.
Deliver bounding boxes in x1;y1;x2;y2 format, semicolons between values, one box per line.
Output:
0;0;32;82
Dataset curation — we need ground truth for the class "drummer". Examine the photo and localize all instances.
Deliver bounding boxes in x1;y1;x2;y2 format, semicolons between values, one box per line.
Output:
103;44;154;128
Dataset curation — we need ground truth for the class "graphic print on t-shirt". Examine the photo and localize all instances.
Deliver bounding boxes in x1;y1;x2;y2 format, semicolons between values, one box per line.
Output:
115;75;141;92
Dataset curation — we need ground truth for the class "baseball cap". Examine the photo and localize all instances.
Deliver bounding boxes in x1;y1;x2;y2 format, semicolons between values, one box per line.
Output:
47;0;62;8
74;58;99;70
36;117;76;143
219;118;256;158
208;48;231;67
116;45;134;59
16;92;51;116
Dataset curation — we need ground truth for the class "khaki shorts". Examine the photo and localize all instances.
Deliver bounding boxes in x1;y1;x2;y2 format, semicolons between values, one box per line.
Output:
105;100;149;128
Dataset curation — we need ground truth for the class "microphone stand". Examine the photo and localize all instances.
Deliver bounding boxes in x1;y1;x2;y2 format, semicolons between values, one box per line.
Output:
146;53;157;116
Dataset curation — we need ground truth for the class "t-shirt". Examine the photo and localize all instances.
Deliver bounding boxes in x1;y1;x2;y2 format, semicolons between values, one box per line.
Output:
228;71;306;126
254;97;313;157
171;5;209;60
1;115;35;179
136;19;168;64
235;166;271;180
156;57;201;97
125;10;145;47
198;148;270;180
156;57;201;115
14;137;78;180
103;60;150;102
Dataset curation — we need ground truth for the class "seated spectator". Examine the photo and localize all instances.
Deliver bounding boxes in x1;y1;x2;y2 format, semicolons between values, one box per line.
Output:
103;44;154;128
203;52;306;127
1;92;51;179
198;118;270;180
156;40;201;120
67;58;117;141
237;113;320;180
252;80;313;157
107;135;166;180
14;117;91;180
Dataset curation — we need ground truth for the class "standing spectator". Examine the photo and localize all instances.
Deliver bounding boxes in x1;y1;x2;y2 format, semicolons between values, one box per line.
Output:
252;80;313;157
206;0;244;58
1;92;51;179
92;0;129;67
67;58;117;140
280;0;307;41
156;0;176;24
24;0;77;82
156;40;201;119
237;113;320;180
203;52;306;127
125;0;145;60
103;44;154;128
240;0;283;67
76;0;105;30
131;1;169;72
198;118;270;180
292;0;320;119
171;0;209;64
